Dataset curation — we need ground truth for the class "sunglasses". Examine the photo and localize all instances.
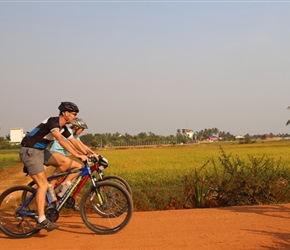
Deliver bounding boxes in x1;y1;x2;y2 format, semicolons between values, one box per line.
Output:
70;112;78;116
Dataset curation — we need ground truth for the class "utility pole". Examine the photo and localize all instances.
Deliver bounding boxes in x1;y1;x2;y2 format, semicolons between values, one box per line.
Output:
194;131;198;144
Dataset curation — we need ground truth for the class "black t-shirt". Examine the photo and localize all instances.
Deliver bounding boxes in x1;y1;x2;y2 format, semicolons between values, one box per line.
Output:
21;117;72;149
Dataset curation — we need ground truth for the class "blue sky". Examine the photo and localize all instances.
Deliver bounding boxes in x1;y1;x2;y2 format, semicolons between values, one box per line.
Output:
1;0;290;137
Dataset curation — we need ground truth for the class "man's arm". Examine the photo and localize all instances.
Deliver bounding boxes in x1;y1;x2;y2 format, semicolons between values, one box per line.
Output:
71;137;99;160
70;137;88;155
78;140;99;159
77;140;95;155
52;129;87;161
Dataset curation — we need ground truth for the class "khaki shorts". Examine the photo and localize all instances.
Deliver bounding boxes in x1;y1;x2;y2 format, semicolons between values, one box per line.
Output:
19;147;53;175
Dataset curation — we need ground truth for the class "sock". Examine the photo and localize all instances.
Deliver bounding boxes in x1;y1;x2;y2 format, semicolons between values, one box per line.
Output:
38;215;46;223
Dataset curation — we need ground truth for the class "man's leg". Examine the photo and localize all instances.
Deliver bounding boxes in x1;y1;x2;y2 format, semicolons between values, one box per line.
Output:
30;172;59;231
45;151;83;185
19;147;58;231
30;171;48;218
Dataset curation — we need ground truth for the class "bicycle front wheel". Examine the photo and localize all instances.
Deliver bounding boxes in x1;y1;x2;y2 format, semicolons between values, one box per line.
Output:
0;185;40;238
80;181;133;234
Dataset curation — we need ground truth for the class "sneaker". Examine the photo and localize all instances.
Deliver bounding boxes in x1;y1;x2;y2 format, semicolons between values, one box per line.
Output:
36;219;59;231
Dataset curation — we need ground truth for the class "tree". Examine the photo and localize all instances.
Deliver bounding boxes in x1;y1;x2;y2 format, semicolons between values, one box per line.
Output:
0;137;11;149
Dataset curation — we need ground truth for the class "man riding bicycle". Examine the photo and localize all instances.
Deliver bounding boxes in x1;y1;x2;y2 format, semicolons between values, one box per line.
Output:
19;101;92;231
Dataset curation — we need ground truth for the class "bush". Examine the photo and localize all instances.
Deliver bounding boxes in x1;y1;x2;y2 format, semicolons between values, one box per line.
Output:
183;147;290;208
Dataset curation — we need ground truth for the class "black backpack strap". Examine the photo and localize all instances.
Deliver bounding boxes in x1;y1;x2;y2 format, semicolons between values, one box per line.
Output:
23;165;29;176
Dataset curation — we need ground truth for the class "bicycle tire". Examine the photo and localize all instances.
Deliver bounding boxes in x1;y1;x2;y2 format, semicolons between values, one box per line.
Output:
27;180;35;187
101;175;132;195
0;185;40;238
79;181;133;234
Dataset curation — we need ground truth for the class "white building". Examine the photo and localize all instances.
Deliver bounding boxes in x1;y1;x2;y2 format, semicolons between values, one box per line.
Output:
10;128;25;144
182;129;194;139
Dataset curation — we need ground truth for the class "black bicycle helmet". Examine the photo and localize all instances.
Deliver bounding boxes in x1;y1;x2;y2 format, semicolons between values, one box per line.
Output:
72;118;88;129
58;101;79;113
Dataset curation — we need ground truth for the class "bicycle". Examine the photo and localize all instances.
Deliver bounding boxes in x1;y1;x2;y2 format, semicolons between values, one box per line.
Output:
0;157;133;238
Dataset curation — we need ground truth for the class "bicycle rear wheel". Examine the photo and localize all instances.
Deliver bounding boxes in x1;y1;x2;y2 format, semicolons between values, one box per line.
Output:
102;175;132;195
0;185;40;238
80;181;133;234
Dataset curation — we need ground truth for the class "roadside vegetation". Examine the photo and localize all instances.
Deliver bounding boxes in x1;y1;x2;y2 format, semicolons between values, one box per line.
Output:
1;140;290;211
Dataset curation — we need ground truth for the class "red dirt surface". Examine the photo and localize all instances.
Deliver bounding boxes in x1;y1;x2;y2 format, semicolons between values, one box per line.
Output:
0;164;290;250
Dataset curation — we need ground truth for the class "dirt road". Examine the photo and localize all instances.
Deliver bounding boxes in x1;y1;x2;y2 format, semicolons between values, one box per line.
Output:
1;204;290;250
0;165;290;249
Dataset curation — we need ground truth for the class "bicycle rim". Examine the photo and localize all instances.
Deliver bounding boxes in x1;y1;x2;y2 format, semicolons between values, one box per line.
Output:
0;185;40;238
80;181;133;234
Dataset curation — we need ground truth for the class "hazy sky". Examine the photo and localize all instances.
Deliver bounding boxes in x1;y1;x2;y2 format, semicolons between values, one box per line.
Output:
1;0;290;137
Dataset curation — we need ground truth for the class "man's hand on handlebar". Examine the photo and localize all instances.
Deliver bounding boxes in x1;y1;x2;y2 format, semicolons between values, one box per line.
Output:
91;153;99;161
77;154;88;162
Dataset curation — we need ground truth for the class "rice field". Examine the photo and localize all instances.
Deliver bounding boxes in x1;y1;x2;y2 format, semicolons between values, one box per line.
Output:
100;140;290;179
2;141;290;185
1;140;290;210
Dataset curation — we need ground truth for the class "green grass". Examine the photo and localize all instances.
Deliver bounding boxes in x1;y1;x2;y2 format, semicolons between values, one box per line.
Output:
0;150;21;169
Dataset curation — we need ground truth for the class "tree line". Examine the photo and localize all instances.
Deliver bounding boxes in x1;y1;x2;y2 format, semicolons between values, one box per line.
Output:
1;128;289;150
74;128;290;149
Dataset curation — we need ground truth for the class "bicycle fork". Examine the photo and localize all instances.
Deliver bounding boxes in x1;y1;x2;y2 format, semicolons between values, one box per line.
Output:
90;175;105;207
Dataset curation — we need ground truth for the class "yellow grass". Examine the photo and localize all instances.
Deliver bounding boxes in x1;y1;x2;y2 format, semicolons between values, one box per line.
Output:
2;140;290;178
1;141;290;210
99;140;290;180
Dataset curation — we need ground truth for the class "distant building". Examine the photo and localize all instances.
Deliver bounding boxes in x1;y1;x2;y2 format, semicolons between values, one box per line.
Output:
209;136;218;142
182;129;194;139
10;128;25;144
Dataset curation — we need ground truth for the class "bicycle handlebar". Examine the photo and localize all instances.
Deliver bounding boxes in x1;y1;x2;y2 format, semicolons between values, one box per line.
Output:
87;155;109;169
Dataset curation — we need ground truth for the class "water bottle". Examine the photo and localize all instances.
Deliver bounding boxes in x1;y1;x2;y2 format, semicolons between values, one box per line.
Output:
48;184;57;202
58;181;72;197
54;182;64;194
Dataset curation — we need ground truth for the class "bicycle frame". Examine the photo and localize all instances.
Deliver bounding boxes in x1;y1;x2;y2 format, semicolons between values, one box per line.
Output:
26;158;131;211
45;162;99;211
